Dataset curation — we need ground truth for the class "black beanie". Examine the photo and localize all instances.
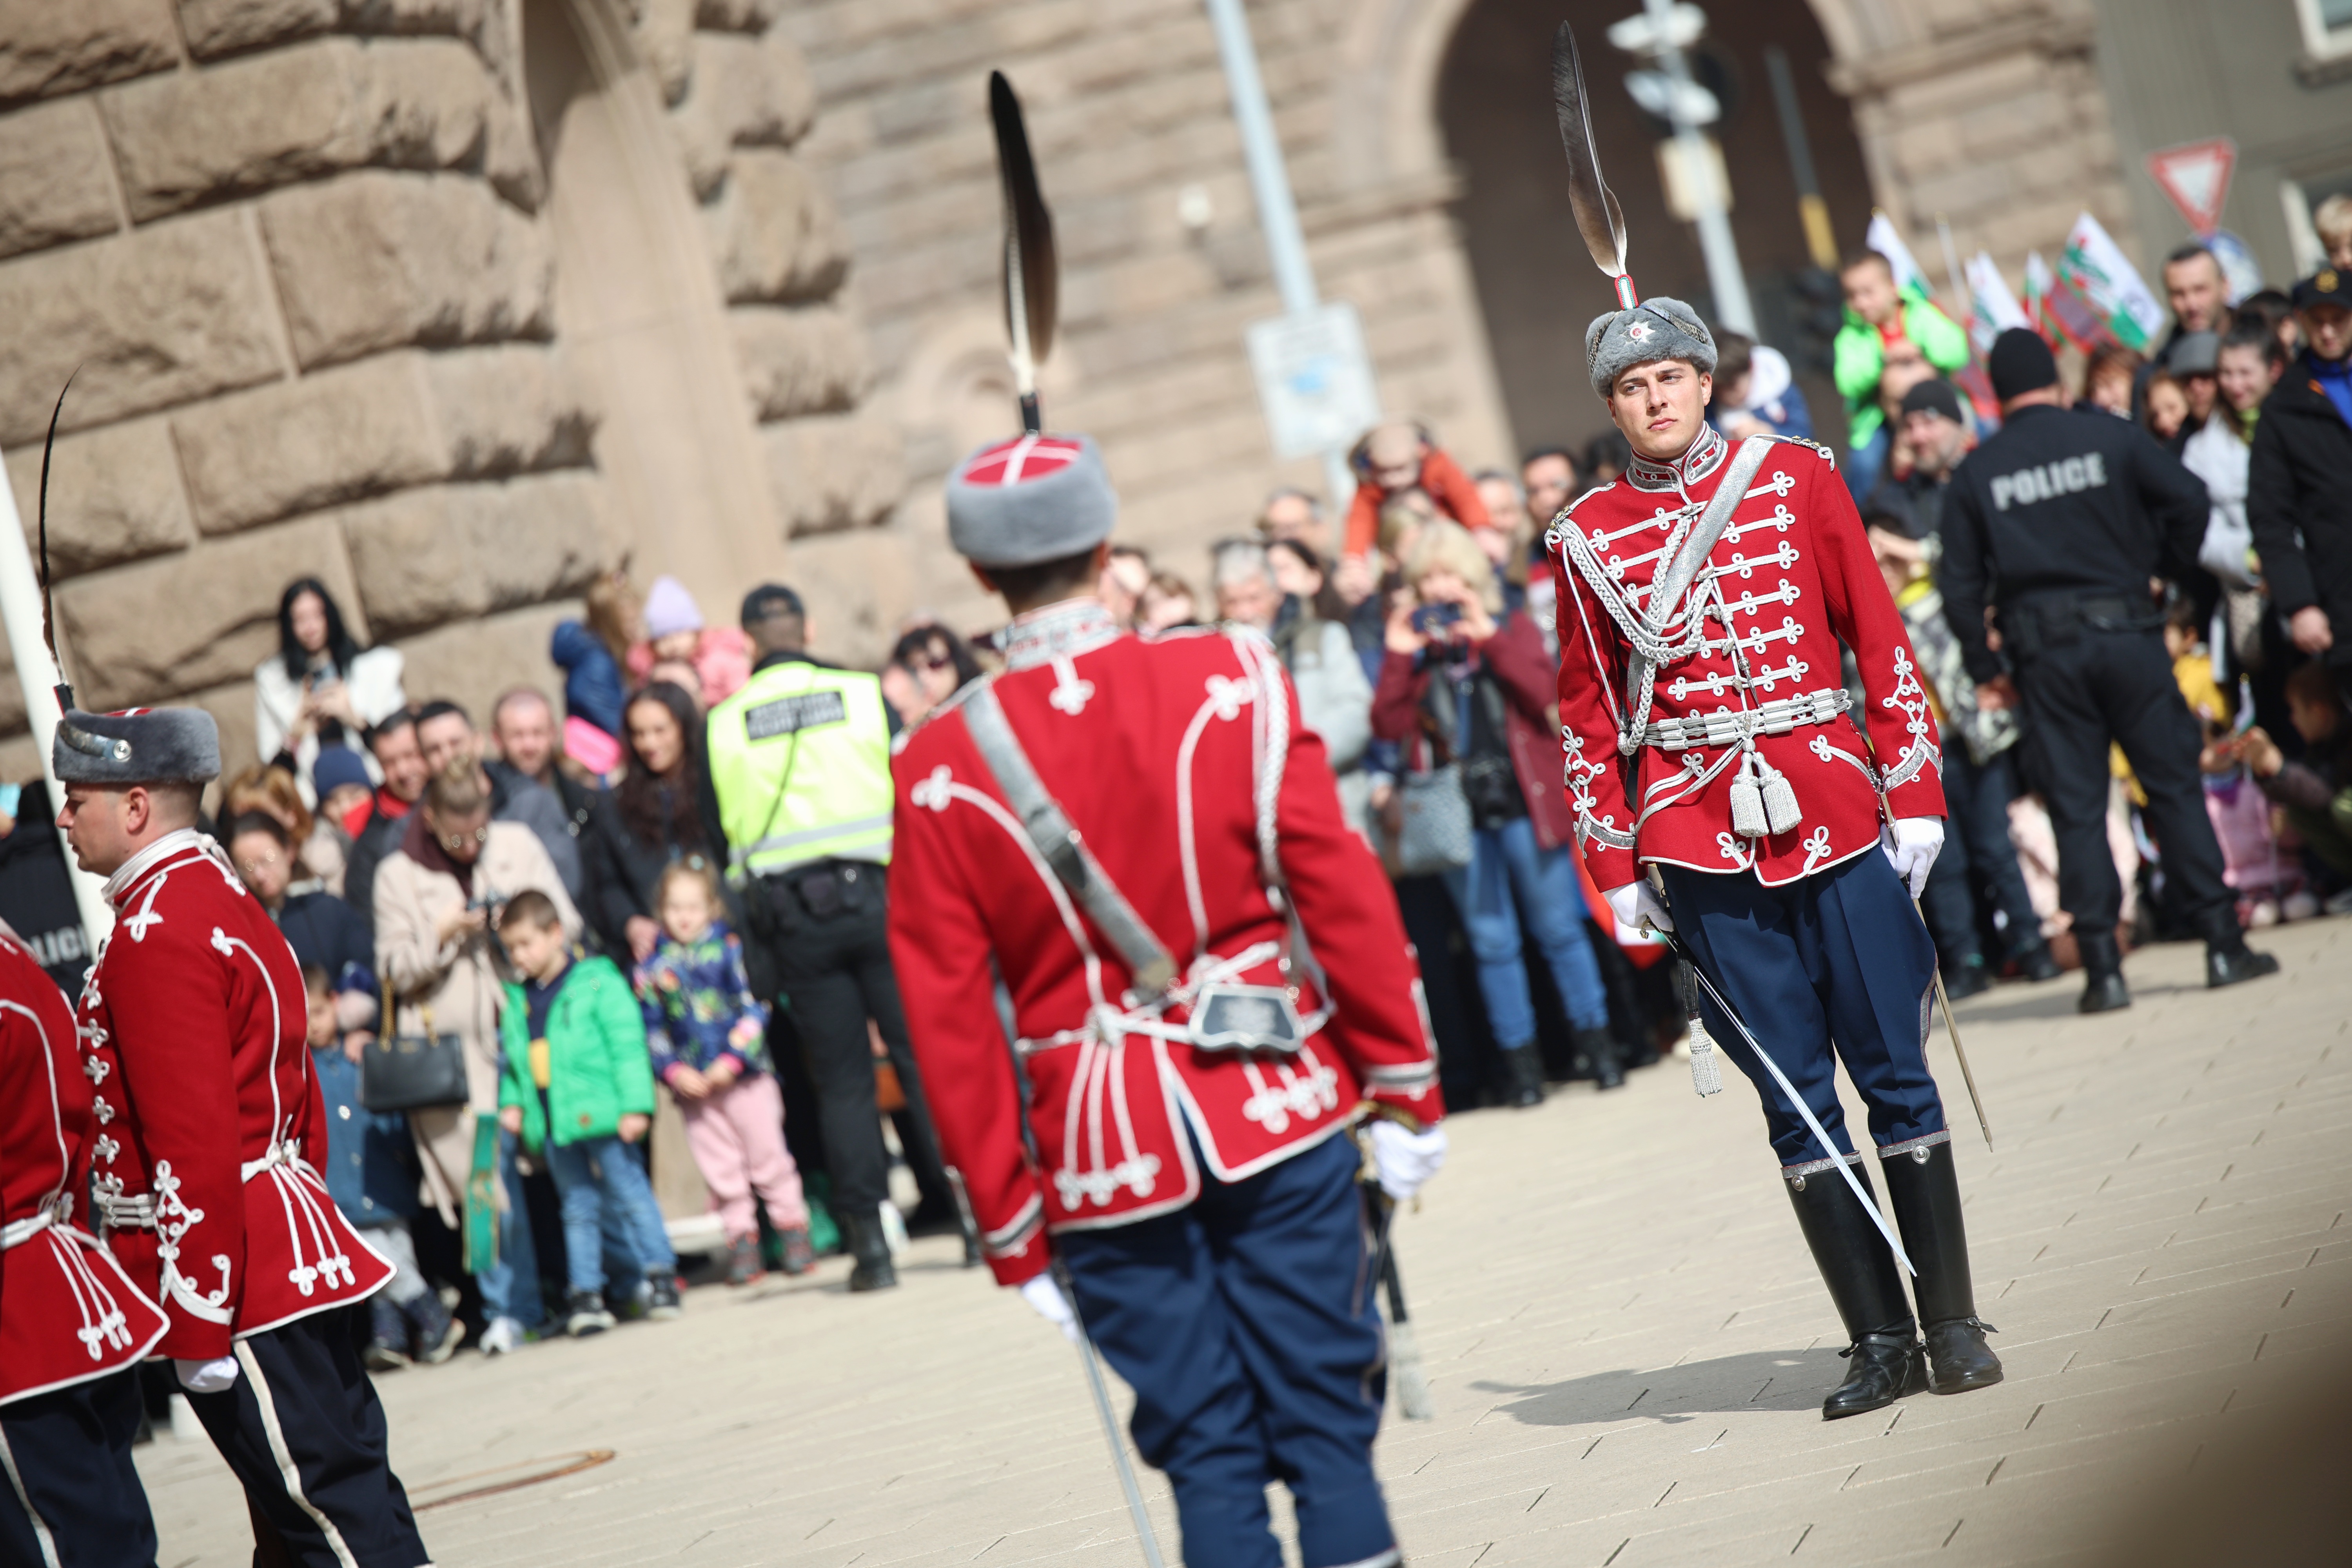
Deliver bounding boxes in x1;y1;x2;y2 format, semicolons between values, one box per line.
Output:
1987;328;2059;401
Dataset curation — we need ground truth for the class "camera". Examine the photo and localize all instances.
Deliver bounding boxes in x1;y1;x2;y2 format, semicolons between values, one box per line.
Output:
1411;603;1463;635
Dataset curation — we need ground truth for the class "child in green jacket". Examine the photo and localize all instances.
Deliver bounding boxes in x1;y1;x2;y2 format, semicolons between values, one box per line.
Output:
1835;249;1971;499
496;891;680;1336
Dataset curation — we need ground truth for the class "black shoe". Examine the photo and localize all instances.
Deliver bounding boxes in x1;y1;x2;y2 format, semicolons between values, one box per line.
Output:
2206;944;2280;989
564;1289;615;1337
401;1288;465;1365
844;1210;898;1292
1940;957;1992;1000
1826;1332;1927;1419
1921;1317;2004;1395
1878;1138;2004;1397
644;1271;683;1319
1575;1027;1626;1091
2013;942;2063;984
366;1295;412;1372
1784;1159;1921;1421
2075;929;2129;1013
904;1200;965;1238
1499;1045;1546;1107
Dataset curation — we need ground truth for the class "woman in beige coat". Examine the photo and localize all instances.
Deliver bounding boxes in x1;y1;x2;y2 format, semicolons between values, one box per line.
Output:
375;756;580;1352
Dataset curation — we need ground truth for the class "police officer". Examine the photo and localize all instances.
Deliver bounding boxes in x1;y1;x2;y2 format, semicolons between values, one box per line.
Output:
1941;329;2278;1011
702;584;957;1291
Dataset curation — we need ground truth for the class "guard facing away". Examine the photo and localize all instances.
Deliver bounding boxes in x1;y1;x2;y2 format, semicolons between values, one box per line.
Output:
1940;328;2279;1012
1550;296;2000;1420
0;921;170;1568
887;432;1448;1567
55;702;428;1567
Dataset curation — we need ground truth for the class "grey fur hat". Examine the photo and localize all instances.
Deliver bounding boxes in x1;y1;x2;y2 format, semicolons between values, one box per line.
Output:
946;433;1118;568
53;706;221;786
1585;297;1718;395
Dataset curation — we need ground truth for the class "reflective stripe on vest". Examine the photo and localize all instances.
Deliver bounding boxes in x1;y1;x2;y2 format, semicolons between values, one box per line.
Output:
706;661;895;880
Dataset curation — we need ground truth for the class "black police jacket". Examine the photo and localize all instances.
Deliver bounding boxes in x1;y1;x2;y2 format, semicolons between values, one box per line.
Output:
1939;402;2209;681
2247;359;2352;644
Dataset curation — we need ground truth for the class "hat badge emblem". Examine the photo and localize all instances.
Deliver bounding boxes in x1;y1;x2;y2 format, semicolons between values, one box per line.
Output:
1627;321;1652;342
2320;269;2340;292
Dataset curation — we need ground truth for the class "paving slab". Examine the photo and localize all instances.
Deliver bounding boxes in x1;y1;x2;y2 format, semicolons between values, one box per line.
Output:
136;918;2352;1566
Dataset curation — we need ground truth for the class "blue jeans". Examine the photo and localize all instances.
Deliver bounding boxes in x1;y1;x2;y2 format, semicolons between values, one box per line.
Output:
476;1126;543;1329
1442;815;1610;1047
544;1135;675;1296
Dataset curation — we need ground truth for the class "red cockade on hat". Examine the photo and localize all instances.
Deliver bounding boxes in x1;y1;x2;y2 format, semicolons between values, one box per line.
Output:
959;434;1089;487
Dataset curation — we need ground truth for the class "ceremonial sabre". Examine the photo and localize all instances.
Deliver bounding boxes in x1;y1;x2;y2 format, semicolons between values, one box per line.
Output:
1916;901;1994;1151
989;71;1058;436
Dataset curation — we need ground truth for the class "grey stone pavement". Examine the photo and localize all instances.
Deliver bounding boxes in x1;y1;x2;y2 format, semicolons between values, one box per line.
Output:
139;918;2352;1567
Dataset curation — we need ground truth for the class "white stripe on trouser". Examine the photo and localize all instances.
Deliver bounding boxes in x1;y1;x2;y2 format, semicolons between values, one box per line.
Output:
0;1426;62;1568
235;1340;361;1568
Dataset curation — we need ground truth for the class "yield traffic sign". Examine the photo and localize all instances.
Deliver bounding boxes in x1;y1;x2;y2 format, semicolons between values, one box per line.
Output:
2145;138;2236;236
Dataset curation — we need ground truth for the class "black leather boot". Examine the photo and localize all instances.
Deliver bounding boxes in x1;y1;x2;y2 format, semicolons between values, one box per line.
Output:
2201;910;2281;989
2013;940;2062;983
1575;1026;1626;1090
1879;1139;2003;1396
2076;928;2130;1014
1786;1160;1925;1420
844;1209;898;1292
1500;1045;1545;1108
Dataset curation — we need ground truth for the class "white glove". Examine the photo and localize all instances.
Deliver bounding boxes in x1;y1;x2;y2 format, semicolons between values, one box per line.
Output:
1603;880;1673;933
1367;1118;1449;1202
1880;816;1946;900
174;1356;240;1394
1018;1272;1082;1344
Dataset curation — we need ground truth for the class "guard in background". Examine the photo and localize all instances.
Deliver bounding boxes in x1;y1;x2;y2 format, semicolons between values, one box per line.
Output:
1554;298;2000;1421
889;433;1448;1568
703;584;963;1291
1940;328;2279;1012
56;702;427;1568
1;921;170;1568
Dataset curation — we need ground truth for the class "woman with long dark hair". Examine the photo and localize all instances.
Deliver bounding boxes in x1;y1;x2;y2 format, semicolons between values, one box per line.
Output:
254;577;407;803
584;682;719;961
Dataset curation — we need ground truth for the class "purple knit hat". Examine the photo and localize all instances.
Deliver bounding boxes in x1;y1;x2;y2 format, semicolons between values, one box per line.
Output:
642;576;704;639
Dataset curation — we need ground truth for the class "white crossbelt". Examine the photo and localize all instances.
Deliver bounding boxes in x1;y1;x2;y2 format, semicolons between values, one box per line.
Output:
1638;687;1851;751
1;1195;69;1250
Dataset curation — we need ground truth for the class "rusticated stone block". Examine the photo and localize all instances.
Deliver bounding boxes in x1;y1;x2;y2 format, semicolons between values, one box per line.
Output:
775;528;915;668
0;100;121;260
258;171;552;368
760;410;901;538
705;150;849;305
171;354;443;535
176;0;335;60
634;0;697;107
670;31;816;198
54;517;361;710
339;474;608;637
0;0;178;109
0;212;286;448
171;346;594;535
389;601;577;739
730;305;867;421
100;38;502;222
5;416;196;576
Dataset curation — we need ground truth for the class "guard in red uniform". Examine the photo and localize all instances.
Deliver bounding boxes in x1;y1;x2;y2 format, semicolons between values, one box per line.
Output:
889;433;1446;1568
54;702;430;1567
1550;298;2002;1420
1;921;170;1568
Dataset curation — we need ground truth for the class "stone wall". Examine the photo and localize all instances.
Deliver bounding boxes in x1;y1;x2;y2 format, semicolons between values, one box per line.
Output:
0;0;897;783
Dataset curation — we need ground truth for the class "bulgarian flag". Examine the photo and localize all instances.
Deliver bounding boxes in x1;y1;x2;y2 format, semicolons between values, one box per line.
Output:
2026;250;2105;352
1963;252;2031;354
1865;211;1936;301
2054;212;2165;353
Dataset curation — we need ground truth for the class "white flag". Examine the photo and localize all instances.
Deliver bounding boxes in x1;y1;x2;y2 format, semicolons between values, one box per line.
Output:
1865;211;1933;299
2058;212;2165;352
1964;252;2031;352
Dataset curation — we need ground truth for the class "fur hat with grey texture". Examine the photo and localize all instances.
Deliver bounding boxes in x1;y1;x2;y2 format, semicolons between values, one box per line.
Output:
53;706;221;787
946;432;1118;569
1585;296;1717;395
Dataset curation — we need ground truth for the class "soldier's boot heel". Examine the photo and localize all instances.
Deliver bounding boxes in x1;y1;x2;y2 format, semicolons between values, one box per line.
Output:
1880;1138;2004;1396
1784;1159;1921;1421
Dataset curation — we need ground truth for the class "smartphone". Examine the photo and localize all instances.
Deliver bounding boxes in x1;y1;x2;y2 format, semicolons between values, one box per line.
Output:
1411;603;1463;635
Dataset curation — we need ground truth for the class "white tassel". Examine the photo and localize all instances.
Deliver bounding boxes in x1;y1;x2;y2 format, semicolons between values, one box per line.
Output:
1688;1011;1722;1097
1728;750;1767;837
1760;760;1802;835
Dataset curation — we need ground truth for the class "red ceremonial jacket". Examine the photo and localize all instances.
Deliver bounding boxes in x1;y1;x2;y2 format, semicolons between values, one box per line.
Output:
1;930;168;1404
78;830;390;1358
1550;426;1945;891
888;601;1443;1287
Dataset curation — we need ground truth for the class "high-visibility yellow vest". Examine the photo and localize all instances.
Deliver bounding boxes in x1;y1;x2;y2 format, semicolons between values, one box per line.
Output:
706;659;894;882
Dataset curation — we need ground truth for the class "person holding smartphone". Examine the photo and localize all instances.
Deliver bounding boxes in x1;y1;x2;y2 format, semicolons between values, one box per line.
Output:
254;579;407;807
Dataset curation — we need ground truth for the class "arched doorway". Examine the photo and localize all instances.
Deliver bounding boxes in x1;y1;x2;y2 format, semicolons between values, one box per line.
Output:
1436;0;1877;458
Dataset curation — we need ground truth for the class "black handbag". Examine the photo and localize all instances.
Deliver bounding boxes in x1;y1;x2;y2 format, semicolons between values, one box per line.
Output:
359;1004;470;1113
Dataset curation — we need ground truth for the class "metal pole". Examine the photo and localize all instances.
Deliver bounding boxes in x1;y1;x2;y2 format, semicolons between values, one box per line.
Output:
0;461;114;947
1763;46;1837;270
1200;0;1356;513
1644;0;1754;334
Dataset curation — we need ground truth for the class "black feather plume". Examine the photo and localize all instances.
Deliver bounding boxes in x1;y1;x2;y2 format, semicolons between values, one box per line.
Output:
989;71;1058;430
36;370;76;681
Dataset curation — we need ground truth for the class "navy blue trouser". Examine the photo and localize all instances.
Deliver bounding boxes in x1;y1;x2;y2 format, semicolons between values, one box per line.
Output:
1058;1131;1394;1568
0;1371;156;1568
187;1308;428;1568
1661;849;1945;1172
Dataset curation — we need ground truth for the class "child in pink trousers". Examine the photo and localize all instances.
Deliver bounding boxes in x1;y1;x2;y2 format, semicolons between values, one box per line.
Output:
635;862;815;1283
